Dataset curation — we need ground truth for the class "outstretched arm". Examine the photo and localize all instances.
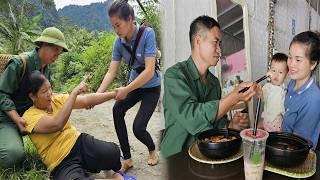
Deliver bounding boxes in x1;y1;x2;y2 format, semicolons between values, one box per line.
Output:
73;91;116;109
217;81;256;120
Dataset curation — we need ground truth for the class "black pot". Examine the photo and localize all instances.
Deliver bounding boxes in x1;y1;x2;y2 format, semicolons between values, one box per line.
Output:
197;128;241;159
266;132;312;167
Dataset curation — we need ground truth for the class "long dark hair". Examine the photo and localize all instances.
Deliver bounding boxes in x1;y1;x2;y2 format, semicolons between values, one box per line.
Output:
28;70;47;96
108;0;135;21
290;31;320;71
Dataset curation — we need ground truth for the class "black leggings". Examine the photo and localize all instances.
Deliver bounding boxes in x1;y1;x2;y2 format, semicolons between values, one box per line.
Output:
51;133;121;180
113;86;161;160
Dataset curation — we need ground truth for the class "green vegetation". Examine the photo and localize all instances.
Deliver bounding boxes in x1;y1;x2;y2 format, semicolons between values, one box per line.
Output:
51;28;119;92
0;0;43;54
0;137;49;180
135;0;161;47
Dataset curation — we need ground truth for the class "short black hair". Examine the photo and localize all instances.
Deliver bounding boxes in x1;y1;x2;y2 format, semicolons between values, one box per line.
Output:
271;53;288;71
271;53;288;63
108;0;135;21
28;70;47;96
189;15;220;49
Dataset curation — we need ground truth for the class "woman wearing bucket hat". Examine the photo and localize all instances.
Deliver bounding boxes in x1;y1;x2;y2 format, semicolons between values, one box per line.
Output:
0;27;68;168
96;0;160;172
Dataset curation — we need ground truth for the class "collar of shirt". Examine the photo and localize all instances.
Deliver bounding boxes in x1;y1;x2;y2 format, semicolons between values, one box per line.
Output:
186;56;217;98
22;48;42;71
289;76;315;95
187;56;216;85
33;49;42;71
120;25;139;46
186;56;201;81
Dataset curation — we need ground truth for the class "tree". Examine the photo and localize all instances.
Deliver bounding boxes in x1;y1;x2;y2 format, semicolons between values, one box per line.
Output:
134;0;161;47
0;0;42;54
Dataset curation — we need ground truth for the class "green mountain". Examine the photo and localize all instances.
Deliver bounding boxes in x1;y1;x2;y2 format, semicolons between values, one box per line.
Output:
58;1;113;32
0;0;59;27
28;0;60;27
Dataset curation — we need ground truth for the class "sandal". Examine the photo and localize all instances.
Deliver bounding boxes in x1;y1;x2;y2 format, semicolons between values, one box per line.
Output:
117;170;136;180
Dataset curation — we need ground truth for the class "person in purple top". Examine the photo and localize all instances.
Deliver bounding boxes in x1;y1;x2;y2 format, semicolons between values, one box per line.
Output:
97;0;160;172
282;31;320;150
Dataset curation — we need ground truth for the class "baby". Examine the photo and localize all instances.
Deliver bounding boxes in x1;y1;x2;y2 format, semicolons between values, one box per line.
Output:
258;53;288;132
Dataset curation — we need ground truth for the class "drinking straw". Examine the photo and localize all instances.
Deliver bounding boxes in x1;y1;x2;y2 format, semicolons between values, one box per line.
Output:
253;98;262;136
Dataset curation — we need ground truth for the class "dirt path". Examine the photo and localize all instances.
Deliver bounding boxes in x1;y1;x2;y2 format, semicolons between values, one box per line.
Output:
70;100;168;180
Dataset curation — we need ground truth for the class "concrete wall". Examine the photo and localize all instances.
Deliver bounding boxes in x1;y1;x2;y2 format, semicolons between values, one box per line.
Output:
274;0;313;56
160;0;216;71
159;0;216;129
245;0;269;80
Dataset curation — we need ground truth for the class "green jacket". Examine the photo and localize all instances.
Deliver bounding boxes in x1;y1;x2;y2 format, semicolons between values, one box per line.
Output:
0;49;50;122
160;56;228;158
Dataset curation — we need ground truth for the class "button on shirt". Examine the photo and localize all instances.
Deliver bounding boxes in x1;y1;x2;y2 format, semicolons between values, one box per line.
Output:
282;77;320;149
160;56;228;158
112;25;160;88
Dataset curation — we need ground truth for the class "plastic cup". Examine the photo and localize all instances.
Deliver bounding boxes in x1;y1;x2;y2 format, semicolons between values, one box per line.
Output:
240;128;269;180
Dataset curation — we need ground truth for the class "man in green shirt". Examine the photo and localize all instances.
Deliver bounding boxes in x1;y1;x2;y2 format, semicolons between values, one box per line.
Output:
0;27;68;168
160;15;256;158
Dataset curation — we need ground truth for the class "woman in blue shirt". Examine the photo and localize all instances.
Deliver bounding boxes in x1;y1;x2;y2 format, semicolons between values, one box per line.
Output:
97;0;160;172
282;31;320;150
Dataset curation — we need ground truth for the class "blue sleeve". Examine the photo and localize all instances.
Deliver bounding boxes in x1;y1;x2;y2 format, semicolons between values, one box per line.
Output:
303;97;320;149
112;37;122;61
144;28;157;57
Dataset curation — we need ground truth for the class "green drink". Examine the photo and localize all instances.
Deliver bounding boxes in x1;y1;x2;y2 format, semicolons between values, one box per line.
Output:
240;129;269;180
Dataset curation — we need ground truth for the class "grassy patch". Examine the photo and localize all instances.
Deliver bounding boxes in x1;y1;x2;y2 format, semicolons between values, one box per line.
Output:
0;137;49;180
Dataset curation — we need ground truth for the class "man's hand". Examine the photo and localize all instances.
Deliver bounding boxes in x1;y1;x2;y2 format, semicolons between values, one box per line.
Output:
233;81;257;102
15;117;27;133
229;111;249;130
6;110;28;133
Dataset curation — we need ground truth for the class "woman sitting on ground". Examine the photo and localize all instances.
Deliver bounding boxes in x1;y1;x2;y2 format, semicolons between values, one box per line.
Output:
22;70;135;180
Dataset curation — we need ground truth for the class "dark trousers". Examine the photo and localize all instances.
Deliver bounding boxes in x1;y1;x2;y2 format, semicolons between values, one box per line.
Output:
0;121;25;168
113;86;161;160
51;133;121;180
